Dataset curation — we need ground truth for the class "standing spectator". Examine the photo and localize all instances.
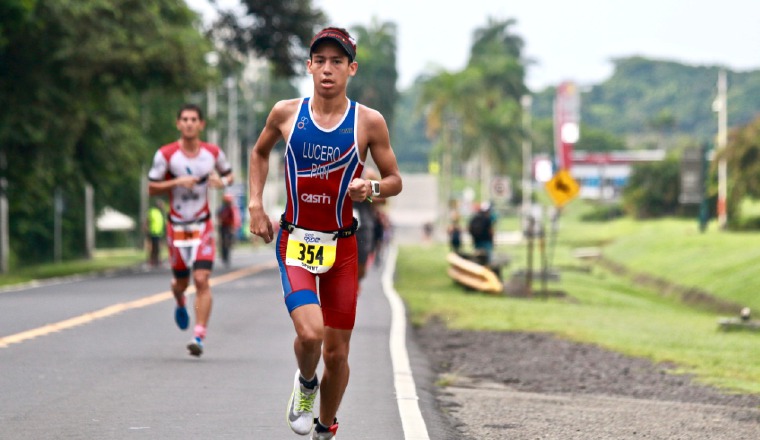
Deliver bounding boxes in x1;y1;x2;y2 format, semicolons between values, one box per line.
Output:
372;205;389;268
448;213;462;254
216;193;239;268
145;199;166;267
468;201;494;264
355;168;381;282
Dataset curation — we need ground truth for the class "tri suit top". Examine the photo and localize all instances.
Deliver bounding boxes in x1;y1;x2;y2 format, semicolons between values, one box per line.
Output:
276;97;364;329
283;97;364;231
147;141;232;224
147;141;232;275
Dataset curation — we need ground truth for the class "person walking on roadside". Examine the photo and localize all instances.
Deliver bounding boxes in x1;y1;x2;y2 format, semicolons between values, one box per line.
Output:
216;193;239;268
355;168;383;283
468;201;495;264
145;199;166;267
147;103;234;357
247;27;403;439
448;213;463;255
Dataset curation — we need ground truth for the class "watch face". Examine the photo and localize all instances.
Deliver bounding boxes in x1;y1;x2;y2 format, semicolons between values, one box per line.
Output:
372;181;381;196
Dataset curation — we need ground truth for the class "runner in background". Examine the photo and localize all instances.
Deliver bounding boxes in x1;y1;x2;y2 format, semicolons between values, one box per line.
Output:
147;103;234;357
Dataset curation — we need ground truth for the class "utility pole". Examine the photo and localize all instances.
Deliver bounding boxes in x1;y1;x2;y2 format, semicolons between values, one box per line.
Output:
205;51;220;147
54;188;63;263
440;117;452;225
714;70;728;229
521;94;533;233
226;76;240;178
0;177;7;273
0;151;7;273
84;183;94;259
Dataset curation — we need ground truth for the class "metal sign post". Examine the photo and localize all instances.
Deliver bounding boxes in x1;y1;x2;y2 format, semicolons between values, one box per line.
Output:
679;146;707;232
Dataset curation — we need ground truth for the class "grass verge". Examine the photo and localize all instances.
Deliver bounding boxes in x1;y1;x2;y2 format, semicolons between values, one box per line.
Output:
0;248;145;288
395;205;760;395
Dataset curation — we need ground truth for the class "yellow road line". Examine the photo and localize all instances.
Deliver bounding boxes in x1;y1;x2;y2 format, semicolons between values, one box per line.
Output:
0;262;277;349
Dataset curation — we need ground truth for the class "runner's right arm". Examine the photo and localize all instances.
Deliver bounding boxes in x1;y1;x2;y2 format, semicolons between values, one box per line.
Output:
248;99;298;243
148;175;198;196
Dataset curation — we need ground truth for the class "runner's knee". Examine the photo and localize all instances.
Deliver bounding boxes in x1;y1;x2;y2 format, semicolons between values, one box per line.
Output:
297;326;324;351
322;344;349;370
172;277;189;292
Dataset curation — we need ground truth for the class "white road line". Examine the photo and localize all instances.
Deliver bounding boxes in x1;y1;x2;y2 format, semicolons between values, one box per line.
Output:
382;243;430;439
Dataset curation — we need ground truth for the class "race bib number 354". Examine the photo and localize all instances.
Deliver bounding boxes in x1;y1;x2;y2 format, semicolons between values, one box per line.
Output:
285;228;337;274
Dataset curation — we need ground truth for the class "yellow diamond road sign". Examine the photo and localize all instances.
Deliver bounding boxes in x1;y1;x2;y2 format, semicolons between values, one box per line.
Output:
545;169;580;207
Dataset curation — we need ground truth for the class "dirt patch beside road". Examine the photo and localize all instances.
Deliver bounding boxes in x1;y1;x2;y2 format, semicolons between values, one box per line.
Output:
414;319;760;439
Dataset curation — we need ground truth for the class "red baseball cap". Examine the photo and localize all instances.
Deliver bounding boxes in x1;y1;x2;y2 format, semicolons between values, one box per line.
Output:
310;28;357;62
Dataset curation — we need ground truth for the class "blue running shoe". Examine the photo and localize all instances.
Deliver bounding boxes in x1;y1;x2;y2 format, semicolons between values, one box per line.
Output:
175;306;189;330
187;336;203;357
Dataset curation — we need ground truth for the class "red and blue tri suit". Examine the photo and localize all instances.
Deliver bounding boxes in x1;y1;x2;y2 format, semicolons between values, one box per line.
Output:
277;97;364;329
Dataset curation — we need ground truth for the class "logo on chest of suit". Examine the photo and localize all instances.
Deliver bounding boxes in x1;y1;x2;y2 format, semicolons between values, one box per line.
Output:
297;117;309;130
301;193;331;204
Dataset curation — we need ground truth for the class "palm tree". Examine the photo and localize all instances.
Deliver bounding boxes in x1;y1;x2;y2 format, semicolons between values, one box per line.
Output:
419;17;529;205
347;18;399;131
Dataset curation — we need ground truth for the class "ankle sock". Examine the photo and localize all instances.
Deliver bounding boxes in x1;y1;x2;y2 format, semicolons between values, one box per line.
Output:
194;324;206;339
299;374;318;390
314;418;337;433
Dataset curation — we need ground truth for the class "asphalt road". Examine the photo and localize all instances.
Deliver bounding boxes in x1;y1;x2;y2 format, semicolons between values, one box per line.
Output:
0;243;448;439
4;173;760;439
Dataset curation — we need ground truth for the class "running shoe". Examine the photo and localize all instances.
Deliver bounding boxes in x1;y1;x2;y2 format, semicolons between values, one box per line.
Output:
286;370;319;435
311;418;338;439
187;336;203;357
175;306;189;330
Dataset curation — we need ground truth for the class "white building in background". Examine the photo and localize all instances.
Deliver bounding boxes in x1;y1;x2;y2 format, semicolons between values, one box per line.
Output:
571;150;666;200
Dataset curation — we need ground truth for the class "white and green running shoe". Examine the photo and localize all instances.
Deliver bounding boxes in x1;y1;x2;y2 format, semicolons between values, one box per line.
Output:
286;369;319;435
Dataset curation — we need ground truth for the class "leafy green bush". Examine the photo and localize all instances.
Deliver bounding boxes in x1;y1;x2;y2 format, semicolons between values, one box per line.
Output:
579;202;625;221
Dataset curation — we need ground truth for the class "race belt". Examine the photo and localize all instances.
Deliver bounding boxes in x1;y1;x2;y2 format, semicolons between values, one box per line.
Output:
169;215;209;248
281;216;357;274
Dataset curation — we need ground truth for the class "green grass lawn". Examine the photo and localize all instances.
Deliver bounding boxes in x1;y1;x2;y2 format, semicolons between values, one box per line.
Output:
395;202;760;395
0;248;145;288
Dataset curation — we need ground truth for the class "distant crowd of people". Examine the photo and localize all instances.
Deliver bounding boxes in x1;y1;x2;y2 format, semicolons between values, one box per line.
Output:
354;168;392;284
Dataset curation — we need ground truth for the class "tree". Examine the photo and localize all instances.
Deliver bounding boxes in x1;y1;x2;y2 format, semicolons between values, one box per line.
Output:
717;114;760;227
420;17;527;176
392;81;434;172
621;155;682;218
0;0;211;263
347;18;398;133
208;0;325;78
647;109;677;150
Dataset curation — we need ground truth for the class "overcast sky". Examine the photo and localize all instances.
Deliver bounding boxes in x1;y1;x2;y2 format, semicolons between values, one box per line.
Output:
186;0;760;91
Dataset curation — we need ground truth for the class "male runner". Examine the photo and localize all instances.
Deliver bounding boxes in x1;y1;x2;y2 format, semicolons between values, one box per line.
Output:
248;27;402;439
148;103;234;357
